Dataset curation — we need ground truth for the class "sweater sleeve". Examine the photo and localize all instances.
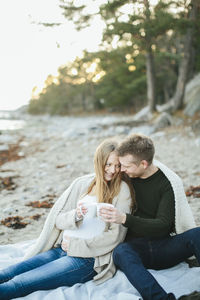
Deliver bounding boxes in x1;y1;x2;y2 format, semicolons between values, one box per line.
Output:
55;176;90;230
67;182;132;258
55;209;80;231
124;185;175;238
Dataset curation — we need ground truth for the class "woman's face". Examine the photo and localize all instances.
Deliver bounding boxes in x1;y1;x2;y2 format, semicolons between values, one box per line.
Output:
104;152;120;181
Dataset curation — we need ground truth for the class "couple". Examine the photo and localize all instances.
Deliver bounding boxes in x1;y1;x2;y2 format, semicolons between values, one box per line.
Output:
0;134;199;300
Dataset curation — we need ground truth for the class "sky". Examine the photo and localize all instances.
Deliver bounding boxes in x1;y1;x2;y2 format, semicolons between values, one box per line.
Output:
0;0;105;111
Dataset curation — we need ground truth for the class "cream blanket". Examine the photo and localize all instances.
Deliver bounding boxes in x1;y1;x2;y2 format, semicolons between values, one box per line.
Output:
0;240;200;299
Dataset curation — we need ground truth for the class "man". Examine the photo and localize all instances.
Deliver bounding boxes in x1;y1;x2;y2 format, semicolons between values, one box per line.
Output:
100;134;200;300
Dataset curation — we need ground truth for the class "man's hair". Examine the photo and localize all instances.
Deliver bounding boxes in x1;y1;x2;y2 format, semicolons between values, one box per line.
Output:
117;134;155;164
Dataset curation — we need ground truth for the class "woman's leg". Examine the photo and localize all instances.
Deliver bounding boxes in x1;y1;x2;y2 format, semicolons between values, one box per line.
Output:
0;249;96;300
0;247;62;283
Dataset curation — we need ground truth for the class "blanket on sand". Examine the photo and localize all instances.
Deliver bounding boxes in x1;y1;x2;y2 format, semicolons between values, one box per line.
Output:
0;240;200;300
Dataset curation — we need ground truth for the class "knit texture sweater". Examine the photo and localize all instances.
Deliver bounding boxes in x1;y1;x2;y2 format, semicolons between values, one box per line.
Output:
125;168;175;239
23;174;132;285
125;159;195;236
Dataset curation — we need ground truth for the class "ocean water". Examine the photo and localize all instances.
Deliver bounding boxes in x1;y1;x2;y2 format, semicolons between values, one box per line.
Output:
0;111;25;131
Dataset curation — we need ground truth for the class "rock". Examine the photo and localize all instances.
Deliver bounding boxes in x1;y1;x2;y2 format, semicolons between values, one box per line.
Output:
129;125;154;136
19;141;29;147
151;131;165;138
2;207;14;214
156;101;174;114
0;145;9;151
132;106;153;122
184;73;200;116
114;126;129;135
153;112;173;132
191;120;200;135
0;134;14;144
17;152;25;157
195;138;200;147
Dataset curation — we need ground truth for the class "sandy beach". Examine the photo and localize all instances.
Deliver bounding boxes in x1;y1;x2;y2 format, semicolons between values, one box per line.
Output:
0;113;200;245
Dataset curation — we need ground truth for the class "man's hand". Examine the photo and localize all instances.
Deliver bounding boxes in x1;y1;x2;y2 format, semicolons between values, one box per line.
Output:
61;236;70;252
99;207;126;224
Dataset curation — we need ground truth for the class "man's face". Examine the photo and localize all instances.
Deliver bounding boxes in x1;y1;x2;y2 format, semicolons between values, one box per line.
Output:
119;154;145;178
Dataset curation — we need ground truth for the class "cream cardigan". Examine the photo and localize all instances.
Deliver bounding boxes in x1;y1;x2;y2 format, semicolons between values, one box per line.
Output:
154;160;196;232
24;174;132;284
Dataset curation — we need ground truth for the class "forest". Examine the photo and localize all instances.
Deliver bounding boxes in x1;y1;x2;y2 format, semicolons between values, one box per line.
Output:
28;0;200;116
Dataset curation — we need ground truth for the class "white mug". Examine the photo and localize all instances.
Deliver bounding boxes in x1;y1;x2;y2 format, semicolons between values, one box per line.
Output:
79;201;97;219
97;203;114;218
79;200;114;220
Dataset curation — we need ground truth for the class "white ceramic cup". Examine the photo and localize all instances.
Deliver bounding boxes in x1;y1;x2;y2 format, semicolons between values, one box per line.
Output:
97;203;114;217
79;201;114;219
79;201;97;219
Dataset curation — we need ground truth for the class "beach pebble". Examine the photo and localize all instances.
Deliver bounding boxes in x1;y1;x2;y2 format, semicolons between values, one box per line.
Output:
0;145;9;151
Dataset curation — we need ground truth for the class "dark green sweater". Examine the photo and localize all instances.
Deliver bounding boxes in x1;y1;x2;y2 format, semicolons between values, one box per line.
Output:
124;169;175;239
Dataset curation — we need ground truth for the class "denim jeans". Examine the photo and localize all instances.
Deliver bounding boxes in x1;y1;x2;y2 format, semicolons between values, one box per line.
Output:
113;227;200;300
0;247;96;300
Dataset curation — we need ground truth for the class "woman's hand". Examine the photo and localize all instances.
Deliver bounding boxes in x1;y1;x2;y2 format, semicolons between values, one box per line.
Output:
61;236;70;252
76;201;88;219
99;207;126;224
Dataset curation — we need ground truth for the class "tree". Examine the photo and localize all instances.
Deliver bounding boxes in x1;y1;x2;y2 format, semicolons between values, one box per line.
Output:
59;0;177;112
156;0;200;112
29;0;200;115
28;53;101;115
172;0;199;111
94;47;146;110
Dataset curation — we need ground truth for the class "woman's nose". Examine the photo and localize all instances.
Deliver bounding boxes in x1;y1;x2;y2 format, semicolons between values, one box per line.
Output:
110;165;115;173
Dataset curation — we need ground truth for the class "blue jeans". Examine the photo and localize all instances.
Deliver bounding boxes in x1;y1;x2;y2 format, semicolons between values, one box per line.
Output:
0;247;96;300
113;227;200;300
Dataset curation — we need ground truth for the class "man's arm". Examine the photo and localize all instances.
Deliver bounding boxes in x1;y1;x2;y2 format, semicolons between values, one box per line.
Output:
100;189;175;238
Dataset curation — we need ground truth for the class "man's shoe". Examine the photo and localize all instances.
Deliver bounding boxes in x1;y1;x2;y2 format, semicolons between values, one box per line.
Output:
178;291;200;300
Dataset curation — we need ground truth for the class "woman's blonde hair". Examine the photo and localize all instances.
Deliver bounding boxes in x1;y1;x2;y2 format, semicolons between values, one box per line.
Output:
87;138;121;204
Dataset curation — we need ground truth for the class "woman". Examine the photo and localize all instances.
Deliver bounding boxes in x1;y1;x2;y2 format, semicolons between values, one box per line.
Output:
0;138;134;300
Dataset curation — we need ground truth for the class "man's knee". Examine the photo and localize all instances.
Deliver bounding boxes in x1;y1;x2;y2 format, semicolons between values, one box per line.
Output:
186;227;200;242
113;242;130;265
113;242;141;267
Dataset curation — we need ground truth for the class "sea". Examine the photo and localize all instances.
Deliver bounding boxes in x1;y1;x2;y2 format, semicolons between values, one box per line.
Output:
0;111;26;131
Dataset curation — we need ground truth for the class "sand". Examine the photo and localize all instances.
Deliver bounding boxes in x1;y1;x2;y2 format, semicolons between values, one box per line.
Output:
0;114;199;245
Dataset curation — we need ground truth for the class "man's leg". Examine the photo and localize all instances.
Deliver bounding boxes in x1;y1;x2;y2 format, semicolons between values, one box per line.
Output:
150;227;200;270
113;241;176;300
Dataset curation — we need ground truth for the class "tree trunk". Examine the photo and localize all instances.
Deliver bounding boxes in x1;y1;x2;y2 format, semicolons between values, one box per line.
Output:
144;0;157;112
146;48;156;112
163;84;170;103
81;92;86;111
172;0;198;111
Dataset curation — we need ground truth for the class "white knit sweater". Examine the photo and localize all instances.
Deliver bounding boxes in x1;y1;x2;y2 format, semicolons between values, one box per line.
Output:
154;160;196;233
24;174;132;284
